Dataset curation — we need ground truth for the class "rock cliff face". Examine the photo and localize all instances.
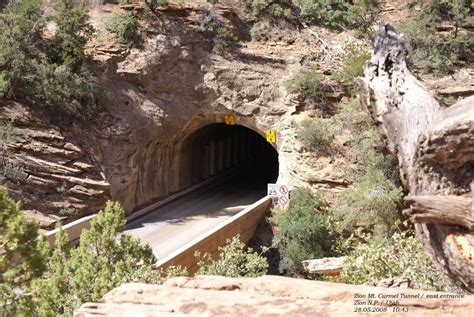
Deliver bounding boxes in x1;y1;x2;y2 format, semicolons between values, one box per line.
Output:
0;103;110;228
1;2;472;228
1;3;353;227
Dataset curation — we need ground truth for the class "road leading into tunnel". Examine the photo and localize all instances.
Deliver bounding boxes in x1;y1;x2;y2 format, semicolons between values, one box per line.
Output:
123;176;267;261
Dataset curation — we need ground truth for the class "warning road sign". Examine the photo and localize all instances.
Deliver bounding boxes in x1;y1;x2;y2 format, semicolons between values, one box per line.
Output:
266;130;276;143
224;114;236;125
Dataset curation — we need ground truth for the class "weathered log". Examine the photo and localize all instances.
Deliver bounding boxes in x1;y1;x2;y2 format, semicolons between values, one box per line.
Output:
359;24;474;292
301;256;345;275
403;196;473;231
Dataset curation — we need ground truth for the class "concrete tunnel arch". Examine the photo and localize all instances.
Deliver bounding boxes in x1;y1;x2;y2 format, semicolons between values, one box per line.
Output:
176;123;279;191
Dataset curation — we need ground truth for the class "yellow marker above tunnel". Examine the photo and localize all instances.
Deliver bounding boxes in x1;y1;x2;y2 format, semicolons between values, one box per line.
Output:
224;114;236;125
266;130;276;143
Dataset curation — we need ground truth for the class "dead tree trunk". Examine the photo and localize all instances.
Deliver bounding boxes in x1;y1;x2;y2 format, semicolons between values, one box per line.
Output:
359;24;474;292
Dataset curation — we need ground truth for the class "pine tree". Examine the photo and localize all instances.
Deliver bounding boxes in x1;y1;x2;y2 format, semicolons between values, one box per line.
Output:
0;0;97;113
33;201;168;316
48;0;94;70
0;0;44;98
0;188;48;316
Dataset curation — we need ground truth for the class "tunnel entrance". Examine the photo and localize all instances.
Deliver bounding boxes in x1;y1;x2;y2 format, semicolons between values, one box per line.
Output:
179;123;279;192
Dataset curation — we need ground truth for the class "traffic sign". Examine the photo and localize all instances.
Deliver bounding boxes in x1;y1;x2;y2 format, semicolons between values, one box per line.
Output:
267;183;278;197
266;130;276;143
224;114;236;125
278;195;289;206
279;185;288;195
268;183;290;206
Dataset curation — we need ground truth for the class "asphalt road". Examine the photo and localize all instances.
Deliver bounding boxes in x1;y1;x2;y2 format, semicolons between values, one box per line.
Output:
124;177;267;260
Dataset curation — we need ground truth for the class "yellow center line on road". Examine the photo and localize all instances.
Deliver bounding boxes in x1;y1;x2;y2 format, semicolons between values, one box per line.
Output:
142;214;212;246
141;204;249;246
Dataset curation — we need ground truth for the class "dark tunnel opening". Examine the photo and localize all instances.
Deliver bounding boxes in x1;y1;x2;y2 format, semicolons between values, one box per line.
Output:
179;123;279;192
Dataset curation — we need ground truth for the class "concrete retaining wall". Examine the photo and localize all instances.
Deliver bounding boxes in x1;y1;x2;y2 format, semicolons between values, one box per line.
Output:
156;196;271;274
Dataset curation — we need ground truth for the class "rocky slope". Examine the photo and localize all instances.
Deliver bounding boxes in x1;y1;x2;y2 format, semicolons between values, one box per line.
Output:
0;102;110;227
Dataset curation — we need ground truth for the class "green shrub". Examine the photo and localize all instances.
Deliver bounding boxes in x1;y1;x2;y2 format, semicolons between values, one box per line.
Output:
332;97;398;182
0;0;98;114
241;0;292;41
33;201;187;315
341;228;454;291
272;188;338;275
250;20;272;41
48;0;94;70
105;12;138;43
346;0;380;36
196;235;268;277
350;128;399;180
401;0;473;74
0;0;45;99
0;188;48;315
332;166;403;240
213;27;239;54
4;162;28;184
242;0;293;22
330;97;373;134
333;46;371;89
146;0;169;9
297;117;334;151
299;0;349;29
59;207;78;217
298;0;380;32
0;120;15;150
0;72;9;96
331;98;402;241
285;68;324;101
31;62;98;113
176;0;186;7
156;0;169;6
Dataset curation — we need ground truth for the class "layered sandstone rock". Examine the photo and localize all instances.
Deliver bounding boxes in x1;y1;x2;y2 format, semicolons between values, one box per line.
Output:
74;275;474;316
0;103;110;228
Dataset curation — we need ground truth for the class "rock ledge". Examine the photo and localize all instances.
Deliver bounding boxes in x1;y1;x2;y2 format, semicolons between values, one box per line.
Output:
74;275;474;316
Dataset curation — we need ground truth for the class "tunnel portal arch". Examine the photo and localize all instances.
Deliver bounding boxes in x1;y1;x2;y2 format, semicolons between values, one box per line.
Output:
177;123;279;191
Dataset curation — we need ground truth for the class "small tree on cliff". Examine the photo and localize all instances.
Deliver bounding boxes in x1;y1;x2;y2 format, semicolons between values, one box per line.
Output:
0;188;48;316
48;0;94;70
0;0;97;113
0;0;44;98
33;201;175;316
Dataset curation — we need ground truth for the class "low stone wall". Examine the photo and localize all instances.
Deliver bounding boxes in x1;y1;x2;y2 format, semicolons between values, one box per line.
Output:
43;214;95;246
156;196;272;274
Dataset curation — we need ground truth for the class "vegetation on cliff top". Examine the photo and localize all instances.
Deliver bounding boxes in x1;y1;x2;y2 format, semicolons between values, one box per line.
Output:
0;0;98;115
402;0;473;74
